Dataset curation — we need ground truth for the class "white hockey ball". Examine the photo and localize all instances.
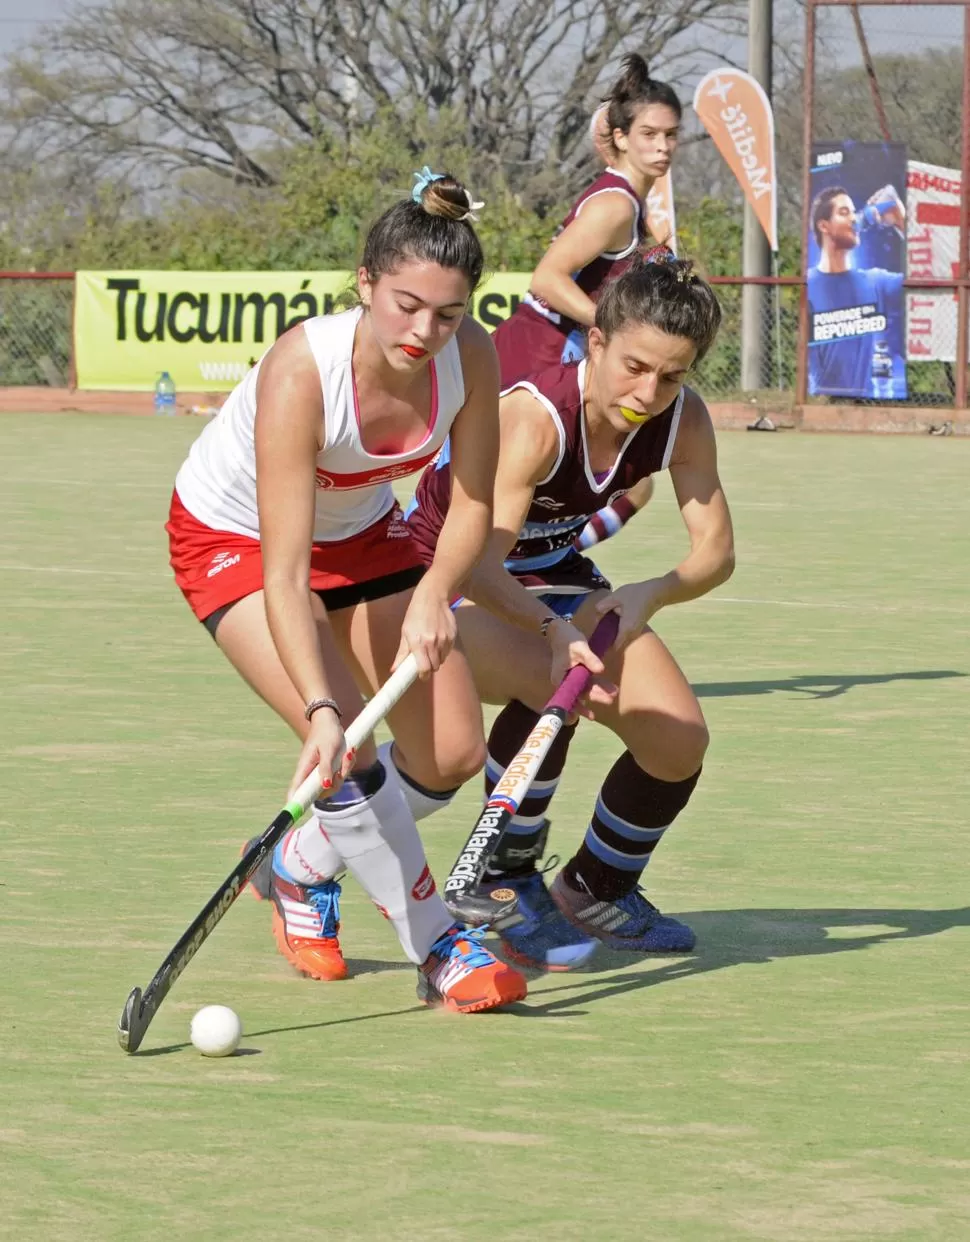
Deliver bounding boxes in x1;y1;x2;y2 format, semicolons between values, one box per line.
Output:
190;1005;242;1057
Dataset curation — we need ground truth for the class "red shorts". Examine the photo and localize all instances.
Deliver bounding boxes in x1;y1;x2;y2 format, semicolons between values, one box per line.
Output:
166;489;425;623
492;305;571;387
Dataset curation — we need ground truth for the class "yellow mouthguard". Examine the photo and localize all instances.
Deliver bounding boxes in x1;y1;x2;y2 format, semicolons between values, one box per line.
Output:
619;405;651;425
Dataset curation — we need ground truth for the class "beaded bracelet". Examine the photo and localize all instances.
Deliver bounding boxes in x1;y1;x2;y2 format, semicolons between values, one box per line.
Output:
304;697;342;722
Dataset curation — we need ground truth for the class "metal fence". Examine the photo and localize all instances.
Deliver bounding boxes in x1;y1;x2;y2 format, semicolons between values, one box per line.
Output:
0;268;962;409
0;274;74;387
693;278;801;406
691;276;959;407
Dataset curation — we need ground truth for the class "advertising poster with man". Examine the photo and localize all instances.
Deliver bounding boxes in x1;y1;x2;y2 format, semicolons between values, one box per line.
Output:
807;142;908;400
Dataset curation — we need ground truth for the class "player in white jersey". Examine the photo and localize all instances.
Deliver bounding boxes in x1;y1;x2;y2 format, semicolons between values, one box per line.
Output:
166;170;527;1013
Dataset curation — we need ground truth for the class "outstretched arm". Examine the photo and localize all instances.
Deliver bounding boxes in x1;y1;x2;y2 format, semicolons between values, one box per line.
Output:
393;319;501;677
593;394;735;647
254;327;350;789
424;320;500;602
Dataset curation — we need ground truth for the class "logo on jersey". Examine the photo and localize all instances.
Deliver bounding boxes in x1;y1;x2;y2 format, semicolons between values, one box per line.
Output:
385;509;411;539
206;551;242;578
533;495;565;510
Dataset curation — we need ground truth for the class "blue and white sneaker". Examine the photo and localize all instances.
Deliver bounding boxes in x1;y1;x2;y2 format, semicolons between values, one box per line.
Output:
495;868;599;971
417;924;527;1012
550;871;696;953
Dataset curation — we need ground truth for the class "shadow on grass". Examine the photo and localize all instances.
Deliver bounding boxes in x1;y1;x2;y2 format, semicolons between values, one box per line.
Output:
131;906;970;1050
694;669;966;701
513;905;970;1016
133;1002;429;1055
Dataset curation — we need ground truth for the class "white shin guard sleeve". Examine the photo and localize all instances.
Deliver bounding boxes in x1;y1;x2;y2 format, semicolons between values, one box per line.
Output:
281;817;343;885
315;766;453;964
377;740;458;822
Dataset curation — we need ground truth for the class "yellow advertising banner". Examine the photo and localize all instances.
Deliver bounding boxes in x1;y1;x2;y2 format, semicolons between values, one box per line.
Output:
693;69;778;251
74;270;532;391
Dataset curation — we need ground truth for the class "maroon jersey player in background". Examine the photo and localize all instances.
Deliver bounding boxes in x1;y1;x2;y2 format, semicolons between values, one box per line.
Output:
493;53;683;552
491;53;681;388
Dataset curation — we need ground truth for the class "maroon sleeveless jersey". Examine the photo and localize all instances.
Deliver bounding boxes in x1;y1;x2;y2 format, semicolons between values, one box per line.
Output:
490;170;645;385
523;169;645;334
406;359;684;580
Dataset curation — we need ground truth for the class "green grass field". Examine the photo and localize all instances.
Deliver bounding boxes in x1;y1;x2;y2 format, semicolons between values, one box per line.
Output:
1;412;969;1241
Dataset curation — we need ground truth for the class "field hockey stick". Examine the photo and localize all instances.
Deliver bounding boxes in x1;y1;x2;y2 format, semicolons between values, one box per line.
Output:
442;610;620;929
117;652;423;1054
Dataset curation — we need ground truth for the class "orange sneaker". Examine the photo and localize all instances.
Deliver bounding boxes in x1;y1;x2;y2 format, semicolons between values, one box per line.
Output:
417;924;527;1013
269;866;349;983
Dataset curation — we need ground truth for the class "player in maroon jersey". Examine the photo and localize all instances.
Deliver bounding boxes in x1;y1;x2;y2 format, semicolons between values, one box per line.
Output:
406;253;735;969
491;53;681;387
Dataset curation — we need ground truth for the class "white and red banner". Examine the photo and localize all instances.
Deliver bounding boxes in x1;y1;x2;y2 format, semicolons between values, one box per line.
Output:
906;161;960;362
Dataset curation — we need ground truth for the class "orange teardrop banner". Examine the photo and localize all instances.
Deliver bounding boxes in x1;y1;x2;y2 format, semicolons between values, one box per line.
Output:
693;69;778;251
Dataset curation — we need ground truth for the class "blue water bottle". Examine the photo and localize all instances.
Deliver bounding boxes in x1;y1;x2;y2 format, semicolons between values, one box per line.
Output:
154;371;177;415
859;199;897;230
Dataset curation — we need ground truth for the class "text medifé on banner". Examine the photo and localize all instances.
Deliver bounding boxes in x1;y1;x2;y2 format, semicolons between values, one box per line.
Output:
693;68;777;252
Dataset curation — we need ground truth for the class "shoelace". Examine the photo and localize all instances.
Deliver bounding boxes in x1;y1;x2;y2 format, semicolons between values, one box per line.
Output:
433;924;495;969
307;880;341;937
537;854;561;879
514;861;565;920
613;887;662;927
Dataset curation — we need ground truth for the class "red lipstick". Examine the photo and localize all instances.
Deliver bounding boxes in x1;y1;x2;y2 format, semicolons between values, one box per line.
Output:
400;344;427;359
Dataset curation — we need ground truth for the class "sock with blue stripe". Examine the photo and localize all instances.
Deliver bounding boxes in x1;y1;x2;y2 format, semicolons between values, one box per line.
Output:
563;751;700;901
481;699;577;880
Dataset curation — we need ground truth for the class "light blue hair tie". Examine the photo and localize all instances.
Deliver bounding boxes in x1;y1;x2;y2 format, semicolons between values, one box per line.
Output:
412;165;447;203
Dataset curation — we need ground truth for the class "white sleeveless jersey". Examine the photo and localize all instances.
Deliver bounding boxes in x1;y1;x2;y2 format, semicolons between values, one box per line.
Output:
174;307;466;543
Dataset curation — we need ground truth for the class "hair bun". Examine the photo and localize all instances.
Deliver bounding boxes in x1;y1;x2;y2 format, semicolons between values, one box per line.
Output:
412;167;484;223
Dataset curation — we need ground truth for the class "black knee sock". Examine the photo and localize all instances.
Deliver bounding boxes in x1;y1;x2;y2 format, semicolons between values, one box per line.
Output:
563;751;701;901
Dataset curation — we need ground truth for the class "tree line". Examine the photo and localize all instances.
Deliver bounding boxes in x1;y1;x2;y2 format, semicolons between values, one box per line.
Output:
0;0;960;278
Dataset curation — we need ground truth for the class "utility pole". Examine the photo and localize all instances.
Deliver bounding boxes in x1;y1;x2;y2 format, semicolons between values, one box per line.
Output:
741;0;773;392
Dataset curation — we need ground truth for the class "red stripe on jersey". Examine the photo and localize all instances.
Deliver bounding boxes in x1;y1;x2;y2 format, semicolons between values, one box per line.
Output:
315;449;440;491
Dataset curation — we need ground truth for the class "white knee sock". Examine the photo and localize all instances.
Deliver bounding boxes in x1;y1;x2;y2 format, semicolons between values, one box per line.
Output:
280;818;343;884
378;740;458;822
314;763;454;964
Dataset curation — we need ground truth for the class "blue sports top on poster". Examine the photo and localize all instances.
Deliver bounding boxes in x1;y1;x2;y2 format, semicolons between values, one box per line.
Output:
807;266;904;398
806;140;908;400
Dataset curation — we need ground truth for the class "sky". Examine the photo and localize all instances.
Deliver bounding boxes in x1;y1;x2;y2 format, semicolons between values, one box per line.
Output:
0;0;68;56
0;0;962;85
